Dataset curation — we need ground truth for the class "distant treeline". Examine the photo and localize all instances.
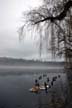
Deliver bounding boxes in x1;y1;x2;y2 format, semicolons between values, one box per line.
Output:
0;57;64;66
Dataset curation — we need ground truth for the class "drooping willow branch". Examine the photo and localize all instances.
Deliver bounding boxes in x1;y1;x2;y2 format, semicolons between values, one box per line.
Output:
35;0;72;24
19;0;72;61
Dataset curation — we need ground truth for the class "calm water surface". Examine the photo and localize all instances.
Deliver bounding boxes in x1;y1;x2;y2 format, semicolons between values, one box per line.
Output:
0;68;69;108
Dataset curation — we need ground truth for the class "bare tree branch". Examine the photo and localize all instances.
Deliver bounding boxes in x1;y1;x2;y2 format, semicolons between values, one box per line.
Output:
34;0;72;24
19;0;72;67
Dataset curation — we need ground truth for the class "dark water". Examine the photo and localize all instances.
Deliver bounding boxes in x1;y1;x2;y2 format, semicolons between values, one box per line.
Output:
0;68;69;108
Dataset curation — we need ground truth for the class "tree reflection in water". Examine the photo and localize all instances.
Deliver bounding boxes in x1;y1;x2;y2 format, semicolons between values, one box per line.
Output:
66;69;72;108
34;73;70;108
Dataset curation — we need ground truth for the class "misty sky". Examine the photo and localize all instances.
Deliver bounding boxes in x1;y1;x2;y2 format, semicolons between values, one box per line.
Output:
0;0;62;61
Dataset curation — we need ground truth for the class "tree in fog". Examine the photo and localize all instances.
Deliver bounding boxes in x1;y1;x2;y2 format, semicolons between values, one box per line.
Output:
19;0;72;67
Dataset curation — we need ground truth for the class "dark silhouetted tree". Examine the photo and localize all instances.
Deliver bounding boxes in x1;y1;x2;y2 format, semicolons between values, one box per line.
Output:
19;0;72;68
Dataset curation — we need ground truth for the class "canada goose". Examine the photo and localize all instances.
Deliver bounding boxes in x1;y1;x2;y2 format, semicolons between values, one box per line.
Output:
47;77;49;82
43;74;47;77
58;75;61;78
38;76;42;80
52;76;57;82
51;81;53;86
35;79;40;87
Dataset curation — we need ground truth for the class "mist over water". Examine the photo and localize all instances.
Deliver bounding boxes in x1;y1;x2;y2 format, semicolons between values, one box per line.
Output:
0;66;69;108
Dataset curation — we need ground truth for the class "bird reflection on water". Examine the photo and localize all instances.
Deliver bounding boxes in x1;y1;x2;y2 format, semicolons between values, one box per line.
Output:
31;73;69;108
0;69;70;108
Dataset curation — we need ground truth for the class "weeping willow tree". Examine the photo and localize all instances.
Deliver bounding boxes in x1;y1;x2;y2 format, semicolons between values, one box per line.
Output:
19;0;72;68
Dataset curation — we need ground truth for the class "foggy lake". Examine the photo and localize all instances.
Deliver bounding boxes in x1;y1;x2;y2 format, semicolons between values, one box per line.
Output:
0;0;72;108
0;65;69;108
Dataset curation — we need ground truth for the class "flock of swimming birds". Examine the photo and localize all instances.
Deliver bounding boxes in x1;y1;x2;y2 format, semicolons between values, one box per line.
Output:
38;74;61;87
29;74;61;93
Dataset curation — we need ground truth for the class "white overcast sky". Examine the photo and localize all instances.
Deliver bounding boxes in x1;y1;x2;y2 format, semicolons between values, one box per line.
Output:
0;0;62;61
